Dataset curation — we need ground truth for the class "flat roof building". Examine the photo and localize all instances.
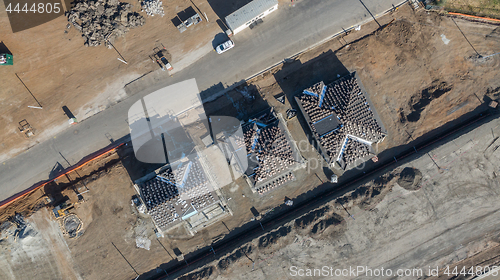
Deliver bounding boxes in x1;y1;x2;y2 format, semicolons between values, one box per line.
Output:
225;0;278;35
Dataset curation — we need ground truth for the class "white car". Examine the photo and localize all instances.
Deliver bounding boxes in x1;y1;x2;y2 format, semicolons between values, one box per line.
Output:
216;40;235;54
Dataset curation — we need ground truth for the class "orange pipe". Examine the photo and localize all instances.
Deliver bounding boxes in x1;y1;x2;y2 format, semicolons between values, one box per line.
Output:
0;143;124;209
448;12;500;23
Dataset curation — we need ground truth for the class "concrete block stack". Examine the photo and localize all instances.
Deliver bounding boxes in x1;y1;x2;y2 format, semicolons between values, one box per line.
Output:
141;0;165;17
66;0;145;47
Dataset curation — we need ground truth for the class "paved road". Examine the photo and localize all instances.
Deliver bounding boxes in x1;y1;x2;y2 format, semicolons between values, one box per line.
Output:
0;0;402;201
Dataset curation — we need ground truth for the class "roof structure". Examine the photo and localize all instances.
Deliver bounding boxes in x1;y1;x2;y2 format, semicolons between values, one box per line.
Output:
314;114;341;136
137;156;219;231
225;0;278;31
236;108;300;194
295;72;386;170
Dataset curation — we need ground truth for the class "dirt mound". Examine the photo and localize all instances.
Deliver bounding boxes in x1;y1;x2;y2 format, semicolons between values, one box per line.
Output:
375;19;435;66
0;190;45;225
217;245;252;270
294;206;329;229
311;213;342;234
486;86;500;99
258;226;292;248
487;27;500;38
179;266;214;280
337;173;394;206
401;81;452;123
397;167;422;191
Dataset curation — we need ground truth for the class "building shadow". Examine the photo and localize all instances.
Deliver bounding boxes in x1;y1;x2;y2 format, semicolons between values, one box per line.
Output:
206;0;253;20
323;166;334;179
49;162;65;179
171;16;182;27
172;247;183;257
250;206;260;217
273;50;349;150
171;6;197;28
178;6;197;21
212;33;229;49
43;181;69;206
7;1;63;33
199;82;226;102
273;50;349;105
216;19;229;33
62;106;75;119
0;41;12;55
202;81;270;122
117;144;164;183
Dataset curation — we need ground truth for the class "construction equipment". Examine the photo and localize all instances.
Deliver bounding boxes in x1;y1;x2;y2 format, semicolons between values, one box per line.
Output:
0;53;13;65
52;200;75;219
174;7;202;33
151;44;173;71
18;119;36;138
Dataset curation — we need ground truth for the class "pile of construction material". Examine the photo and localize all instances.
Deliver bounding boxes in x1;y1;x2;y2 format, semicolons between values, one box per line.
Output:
66;0;145;47
135;236;151;250
141;0;164;17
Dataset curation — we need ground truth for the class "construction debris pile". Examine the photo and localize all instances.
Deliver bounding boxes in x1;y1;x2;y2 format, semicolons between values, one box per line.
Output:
141;0;164;17
0;214;37;242
66;0;145;47
135;236;151;250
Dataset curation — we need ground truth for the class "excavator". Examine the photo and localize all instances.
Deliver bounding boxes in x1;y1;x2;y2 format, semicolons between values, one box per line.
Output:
52;200;75;219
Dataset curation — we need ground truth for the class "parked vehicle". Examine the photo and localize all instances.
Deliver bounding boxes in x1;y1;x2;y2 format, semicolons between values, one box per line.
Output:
216;40;235;54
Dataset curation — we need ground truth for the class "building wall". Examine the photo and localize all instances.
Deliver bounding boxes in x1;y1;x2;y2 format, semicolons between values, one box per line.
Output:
232;4;278;35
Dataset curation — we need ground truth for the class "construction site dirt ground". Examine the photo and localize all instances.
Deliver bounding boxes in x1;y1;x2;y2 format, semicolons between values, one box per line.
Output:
1;4;500;280
3;113;500;280
0;0;223;162
238;5;500;160
0;145;330;280
205;6;500;160
0;147;121;224
182;112;500;280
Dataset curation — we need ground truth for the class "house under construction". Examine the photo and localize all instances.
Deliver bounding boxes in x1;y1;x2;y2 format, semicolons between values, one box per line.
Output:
134;153;231;235
295;72;387;170
233;108;303;194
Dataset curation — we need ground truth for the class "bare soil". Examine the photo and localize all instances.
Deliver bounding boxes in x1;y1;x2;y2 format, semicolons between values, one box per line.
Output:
2;4;500;280
0;149;119;224
180;114;500;280
239;6;500;159
0;0;222;162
